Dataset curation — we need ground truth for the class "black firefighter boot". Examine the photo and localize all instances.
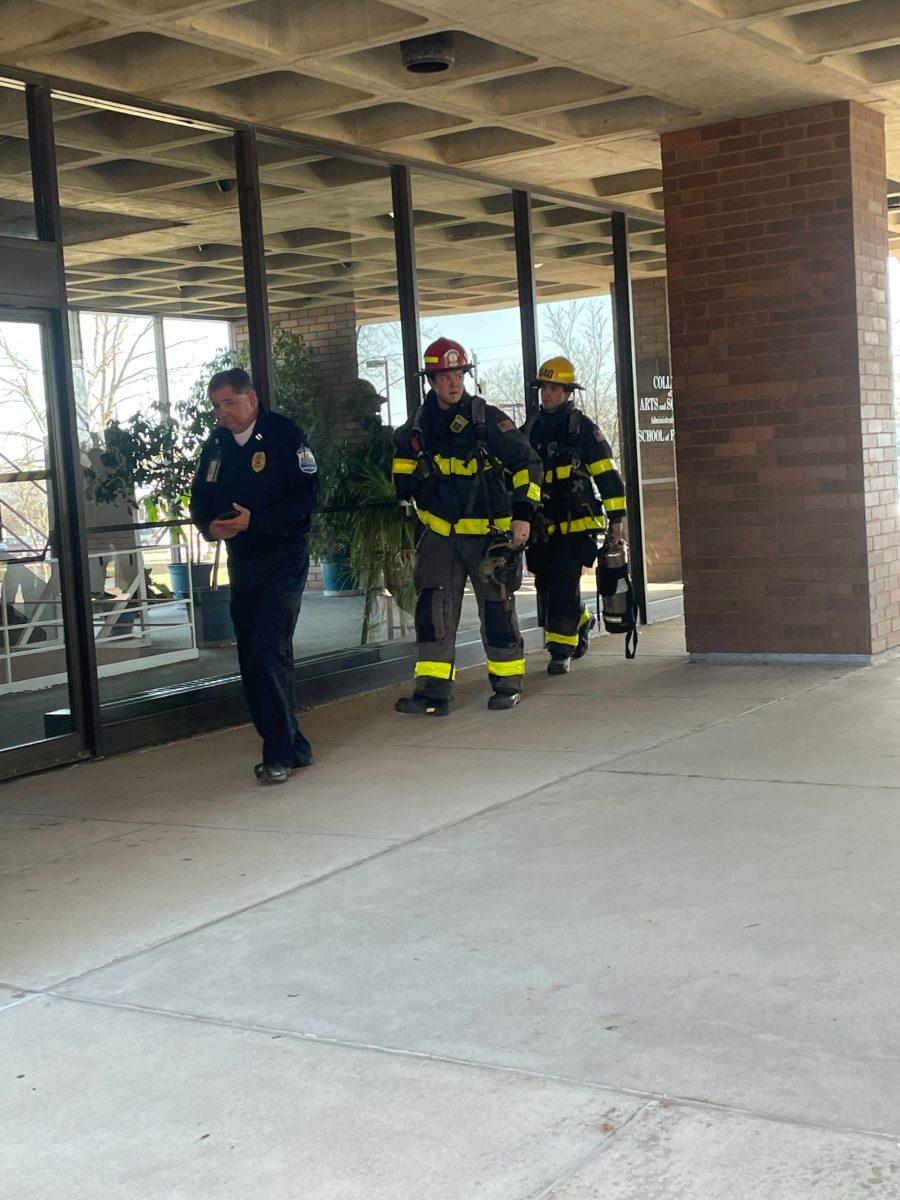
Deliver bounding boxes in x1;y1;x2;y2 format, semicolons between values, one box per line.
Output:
488;690;520;710
547;655;571;676
573;612;597;660
395;695;451;717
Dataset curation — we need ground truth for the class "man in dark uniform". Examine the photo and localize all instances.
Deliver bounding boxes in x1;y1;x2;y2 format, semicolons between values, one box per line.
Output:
524;356;627;675
189;368;318;784
392;337;543;715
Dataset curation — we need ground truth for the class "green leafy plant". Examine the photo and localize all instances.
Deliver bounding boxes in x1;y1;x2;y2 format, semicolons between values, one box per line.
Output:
346;455;416;644
91;330;317;560
88;327;416;641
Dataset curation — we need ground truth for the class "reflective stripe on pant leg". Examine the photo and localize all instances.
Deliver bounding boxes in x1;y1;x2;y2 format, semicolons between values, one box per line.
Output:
414;661;457;681
412;531;464;698
546;629;579;647
547;608;591;650
543;535;584;657
487;657;526;677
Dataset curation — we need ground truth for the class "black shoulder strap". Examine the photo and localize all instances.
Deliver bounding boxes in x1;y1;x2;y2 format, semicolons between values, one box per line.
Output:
467;395;497;527
471;395;488;449
568;408;582;447
412;404;428;452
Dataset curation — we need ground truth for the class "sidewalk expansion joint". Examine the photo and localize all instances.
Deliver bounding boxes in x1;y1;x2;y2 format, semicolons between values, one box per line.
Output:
47;990;900;1149
601;765;900;792
40;757;611;995
528;1101;656;1200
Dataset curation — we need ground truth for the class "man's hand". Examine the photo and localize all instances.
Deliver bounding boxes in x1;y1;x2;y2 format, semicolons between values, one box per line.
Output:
604;522;624;545
209;502;250;541
509;519;530;549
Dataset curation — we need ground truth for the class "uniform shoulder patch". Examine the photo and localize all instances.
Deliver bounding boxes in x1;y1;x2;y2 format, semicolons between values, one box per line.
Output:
297;445;317;473
497;418;515;433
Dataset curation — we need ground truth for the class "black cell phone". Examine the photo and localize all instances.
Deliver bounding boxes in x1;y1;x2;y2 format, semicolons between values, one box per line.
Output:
216;508;239;520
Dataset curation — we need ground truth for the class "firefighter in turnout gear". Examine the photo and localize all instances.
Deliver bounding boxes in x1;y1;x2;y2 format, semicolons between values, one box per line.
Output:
392;337;543;715
524;356;627;675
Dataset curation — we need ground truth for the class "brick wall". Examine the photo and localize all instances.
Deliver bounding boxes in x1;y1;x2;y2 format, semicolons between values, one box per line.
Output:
235;302;363;591
234;300;361;442
662;100;899;656
631;276;682;583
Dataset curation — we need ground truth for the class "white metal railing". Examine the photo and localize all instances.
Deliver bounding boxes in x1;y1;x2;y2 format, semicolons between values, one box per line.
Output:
0;534;201;692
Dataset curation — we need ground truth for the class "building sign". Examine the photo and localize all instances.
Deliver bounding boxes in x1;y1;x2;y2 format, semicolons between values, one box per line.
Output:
638;374;674;444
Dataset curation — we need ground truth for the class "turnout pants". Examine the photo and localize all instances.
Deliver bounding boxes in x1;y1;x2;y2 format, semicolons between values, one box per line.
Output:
527;532;596;660
412;529;525;700
229;545;311;768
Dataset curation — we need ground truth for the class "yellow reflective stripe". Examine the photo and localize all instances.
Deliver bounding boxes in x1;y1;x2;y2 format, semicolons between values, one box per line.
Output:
415;661;455;680
578;608;591;629
526;482;541;502
392;457;417;475
587;457;615;476
415;510;511;536
513;468;538;491
434;454;480;475
546;630;579;646
546;515;607;535
455;516;511;535
416;509;453;535
487;658;526;677
605;496;626;512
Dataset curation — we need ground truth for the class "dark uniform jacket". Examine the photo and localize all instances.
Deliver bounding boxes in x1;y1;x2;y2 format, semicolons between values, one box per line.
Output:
392;391;542;536
525;402;626;535
189;407;318;560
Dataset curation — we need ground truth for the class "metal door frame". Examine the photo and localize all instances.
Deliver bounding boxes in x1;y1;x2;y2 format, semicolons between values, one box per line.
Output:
0;307;95;778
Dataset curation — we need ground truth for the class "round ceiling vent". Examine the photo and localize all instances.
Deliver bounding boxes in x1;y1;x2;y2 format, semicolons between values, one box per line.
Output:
401;32;456;74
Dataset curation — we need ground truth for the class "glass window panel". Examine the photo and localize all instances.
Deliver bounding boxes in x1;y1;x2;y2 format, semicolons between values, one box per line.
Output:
53;94;247;722
627;235;682;602
0;316;78;751
257;137;411;659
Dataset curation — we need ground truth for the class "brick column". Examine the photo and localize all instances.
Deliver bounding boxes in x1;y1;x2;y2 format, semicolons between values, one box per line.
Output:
235;300;362;590
662;101;899;659
631;276;682;583
237;301;361;441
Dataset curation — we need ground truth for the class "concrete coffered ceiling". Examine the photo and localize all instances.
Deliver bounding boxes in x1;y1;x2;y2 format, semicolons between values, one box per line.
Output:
1;0;899;318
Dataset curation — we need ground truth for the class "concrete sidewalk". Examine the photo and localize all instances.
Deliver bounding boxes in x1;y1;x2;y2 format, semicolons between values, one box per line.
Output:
1;618;899;1198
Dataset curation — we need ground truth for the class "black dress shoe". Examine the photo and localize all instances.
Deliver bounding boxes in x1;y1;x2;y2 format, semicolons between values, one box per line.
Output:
547;657;571;675
395;695;451;716
487;691;520;710
292;739;314;768
254;763;290;785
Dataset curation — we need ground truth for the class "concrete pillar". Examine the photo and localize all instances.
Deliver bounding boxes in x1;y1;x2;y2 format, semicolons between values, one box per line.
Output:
662;101;898;659
631;276;682;583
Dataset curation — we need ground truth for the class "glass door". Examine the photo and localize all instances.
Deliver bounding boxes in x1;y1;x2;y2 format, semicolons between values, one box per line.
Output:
0;311;89;773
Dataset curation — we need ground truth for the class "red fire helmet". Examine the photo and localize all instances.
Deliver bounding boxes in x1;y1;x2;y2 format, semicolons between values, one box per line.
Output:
422;336;471;377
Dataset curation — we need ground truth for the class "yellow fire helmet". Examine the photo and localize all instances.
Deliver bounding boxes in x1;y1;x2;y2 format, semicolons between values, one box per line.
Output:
533;355;583;391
